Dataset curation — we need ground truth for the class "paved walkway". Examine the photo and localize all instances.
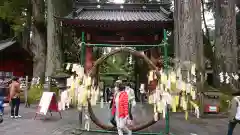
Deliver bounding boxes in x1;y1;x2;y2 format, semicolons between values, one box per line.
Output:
0;104;239;135
0;104;79;135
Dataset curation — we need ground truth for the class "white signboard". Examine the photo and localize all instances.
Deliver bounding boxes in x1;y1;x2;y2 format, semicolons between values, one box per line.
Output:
38;92;54;115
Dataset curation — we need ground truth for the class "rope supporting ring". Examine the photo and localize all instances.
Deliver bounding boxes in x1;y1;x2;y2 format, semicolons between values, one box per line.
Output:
86;47;161;131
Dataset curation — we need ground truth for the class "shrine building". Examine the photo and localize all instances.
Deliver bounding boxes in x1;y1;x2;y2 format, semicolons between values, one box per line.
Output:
59;0;174;91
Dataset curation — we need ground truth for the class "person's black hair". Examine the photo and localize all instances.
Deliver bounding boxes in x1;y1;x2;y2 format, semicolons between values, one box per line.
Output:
12;77;19;82
119;83;125;91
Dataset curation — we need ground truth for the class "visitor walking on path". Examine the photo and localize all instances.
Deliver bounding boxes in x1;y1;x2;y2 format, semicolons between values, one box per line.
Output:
0;78;8;123
9;77;22;118
0;80;5;113
227;91;240;135
115;83;132;135
110;80;122;127
0;89;4;123
125;83;136;121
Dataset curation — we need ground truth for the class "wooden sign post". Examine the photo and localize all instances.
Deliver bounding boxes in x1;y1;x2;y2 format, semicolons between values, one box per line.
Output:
34;92;62;119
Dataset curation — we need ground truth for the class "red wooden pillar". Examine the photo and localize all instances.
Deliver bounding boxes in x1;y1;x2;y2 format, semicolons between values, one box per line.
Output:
85;46;93;72
85;33;93;72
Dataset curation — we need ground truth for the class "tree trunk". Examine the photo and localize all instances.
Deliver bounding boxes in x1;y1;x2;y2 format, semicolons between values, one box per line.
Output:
22;0;32;56
31;0;47;78
174;0;204;116
213;0;237;89
46;0;61;76
174;0;180;68
174;0;203;83
45;0;72;76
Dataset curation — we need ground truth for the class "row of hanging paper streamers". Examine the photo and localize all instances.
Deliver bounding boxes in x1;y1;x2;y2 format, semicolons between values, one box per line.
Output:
219;72;239;83
148;64;199;120
65;63;101;109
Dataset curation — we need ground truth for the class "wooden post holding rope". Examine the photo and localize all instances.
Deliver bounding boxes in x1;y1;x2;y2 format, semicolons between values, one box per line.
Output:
24;76;30;108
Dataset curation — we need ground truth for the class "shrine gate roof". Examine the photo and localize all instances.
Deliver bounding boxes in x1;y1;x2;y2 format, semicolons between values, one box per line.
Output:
61;3;173;29
66;6;171;22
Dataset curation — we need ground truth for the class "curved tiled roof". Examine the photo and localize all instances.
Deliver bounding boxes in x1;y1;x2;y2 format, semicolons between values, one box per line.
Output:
76;9;171;21
0;38;16;51
65;3;173;22
61;3;173;29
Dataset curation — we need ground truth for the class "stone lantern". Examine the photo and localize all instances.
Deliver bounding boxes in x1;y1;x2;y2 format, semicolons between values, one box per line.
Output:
51;72;70;103
51;72;70;91
43;76;52;91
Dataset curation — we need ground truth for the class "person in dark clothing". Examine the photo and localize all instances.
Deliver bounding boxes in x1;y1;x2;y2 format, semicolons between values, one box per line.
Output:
9;77;22;118
0;78;7;123
227;91;240;135
109;86;118;127
106;87;113;103
0;79;7;115
0;89;5;116
0;96;3;123
0;87;5;98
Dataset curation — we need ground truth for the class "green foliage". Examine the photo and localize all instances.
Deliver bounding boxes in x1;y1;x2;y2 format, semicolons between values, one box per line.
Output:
28;84;44;104
100;53;129;74
0;0;28;33
62;30;81;63
27;84;60;104
219;94;232;112
101;53;134;76
98;52;135;85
